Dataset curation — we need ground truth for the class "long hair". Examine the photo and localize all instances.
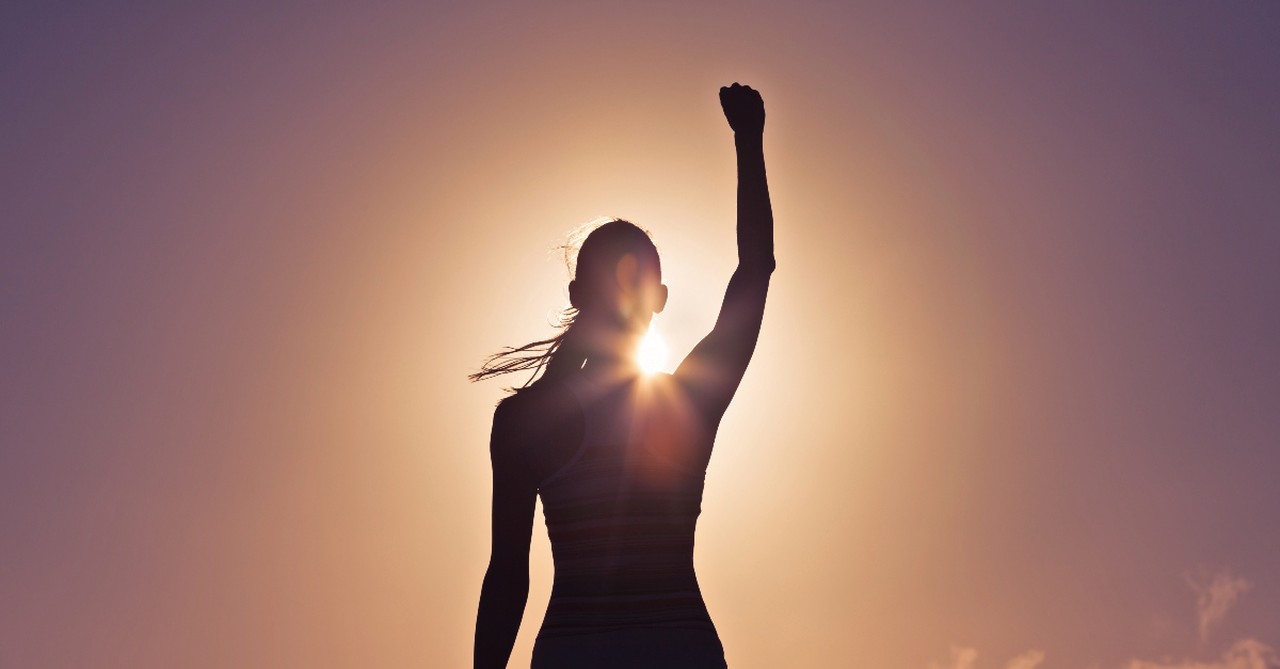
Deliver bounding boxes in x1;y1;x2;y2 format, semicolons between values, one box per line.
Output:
468;218;658;390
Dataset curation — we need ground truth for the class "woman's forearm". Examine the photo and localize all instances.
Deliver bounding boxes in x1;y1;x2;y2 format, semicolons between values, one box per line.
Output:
474;562;529;669
734;132;775;275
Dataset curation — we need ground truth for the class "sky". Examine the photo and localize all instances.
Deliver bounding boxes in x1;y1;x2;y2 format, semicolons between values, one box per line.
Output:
2;2;1279;667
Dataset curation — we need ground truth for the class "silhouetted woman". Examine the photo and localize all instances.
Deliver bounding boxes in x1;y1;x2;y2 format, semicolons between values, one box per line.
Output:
472;83;773;669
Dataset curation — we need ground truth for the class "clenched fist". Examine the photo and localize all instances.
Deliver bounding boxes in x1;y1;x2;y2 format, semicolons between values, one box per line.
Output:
720;83;764;136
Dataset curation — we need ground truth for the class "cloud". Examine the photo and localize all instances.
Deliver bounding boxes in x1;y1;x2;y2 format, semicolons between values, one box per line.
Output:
1005;649;1045;669
1125;638;1278;669
1188;569;1253;643
927;647;1044;669
926;568;1266;669
929;646;978;669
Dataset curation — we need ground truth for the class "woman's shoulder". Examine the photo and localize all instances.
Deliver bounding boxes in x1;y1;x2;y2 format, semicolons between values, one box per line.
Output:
495;379;581;434
492;379;584;481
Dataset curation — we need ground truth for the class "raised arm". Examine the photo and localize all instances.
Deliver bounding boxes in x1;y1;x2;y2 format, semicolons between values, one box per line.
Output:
474;400;537;669
674;83;775;419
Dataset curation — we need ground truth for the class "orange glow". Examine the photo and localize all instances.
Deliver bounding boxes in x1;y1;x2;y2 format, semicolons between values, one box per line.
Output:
5;4;1278;669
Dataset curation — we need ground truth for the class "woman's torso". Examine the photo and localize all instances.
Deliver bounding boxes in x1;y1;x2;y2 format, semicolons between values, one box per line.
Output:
529;371;722;647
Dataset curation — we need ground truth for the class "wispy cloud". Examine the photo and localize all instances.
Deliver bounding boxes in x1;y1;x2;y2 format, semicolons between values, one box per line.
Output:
1005;649;1045;669
927;646;1044;669
1188;569;1253;643
1125;638;1278;669
927;568;1270;669
929;646;978;669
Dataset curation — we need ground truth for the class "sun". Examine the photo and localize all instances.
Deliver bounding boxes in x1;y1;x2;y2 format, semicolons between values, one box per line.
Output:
636;322;669;374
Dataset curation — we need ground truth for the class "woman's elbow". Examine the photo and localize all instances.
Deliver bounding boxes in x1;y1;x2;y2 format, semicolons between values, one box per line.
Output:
744;255;776;277
485;551;530;582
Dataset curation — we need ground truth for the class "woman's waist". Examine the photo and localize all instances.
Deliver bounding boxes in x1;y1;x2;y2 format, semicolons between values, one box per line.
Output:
539;588;715;636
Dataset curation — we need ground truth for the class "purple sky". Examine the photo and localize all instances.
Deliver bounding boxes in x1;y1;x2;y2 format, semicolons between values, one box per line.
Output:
3;2;1279;667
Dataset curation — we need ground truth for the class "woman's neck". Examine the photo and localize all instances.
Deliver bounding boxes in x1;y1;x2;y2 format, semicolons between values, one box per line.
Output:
580;353;641;384
569;313;647;383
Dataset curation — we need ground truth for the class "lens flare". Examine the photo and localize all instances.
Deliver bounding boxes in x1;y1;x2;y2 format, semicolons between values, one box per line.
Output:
636;322;669;374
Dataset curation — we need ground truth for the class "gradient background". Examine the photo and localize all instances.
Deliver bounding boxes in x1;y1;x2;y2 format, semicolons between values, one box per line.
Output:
3;2;1279;668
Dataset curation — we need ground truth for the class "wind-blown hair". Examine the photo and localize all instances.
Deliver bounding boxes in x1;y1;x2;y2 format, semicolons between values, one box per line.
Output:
468;218;659;390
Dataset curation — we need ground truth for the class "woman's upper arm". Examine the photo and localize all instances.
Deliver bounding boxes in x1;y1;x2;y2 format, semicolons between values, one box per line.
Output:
487;400;538;565
673;266;771;419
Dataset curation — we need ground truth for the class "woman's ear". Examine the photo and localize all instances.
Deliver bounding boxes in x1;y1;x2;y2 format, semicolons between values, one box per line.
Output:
654;284;668;314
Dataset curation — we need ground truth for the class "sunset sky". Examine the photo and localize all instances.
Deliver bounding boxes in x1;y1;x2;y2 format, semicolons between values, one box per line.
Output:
3;2;1279;668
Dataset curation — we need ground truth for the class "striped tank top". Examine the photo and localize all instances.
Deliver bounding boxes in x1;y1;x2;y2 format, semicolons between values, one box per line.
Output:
535;371;719;639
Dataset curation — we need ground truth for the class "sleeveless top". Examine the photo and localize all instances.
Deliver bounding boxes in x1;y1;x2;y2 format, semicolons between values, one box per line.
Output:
535;371;719;639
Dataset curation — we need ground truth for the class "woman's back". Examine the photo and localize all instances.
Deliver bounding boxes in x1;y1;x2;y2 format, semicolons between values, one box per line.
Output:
526;371;727;668
536;371;717;638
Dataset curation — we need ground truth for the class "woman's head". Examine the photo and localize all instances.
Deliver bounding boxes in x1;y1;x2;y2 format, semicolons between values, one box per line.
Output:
469;218;666;388
568;219;667;336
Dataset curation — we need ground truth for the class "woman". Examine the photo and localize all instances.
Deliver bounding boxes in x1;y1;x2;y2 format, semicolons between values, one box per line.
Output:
472;83;774;669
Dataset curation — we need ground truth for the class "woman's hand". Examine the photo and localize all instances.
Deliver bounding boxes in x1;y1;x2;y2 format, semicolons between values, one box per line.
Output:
719;82;765;136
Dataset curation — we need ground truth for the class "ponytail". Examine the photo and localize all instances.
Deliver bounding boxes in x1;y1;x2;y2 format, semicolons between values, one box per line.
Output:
467;309;582;390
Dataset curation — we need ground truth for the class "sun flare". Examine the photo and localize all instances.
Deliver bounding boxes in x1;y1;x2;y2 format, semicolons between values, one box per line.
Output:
636;323;669;374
